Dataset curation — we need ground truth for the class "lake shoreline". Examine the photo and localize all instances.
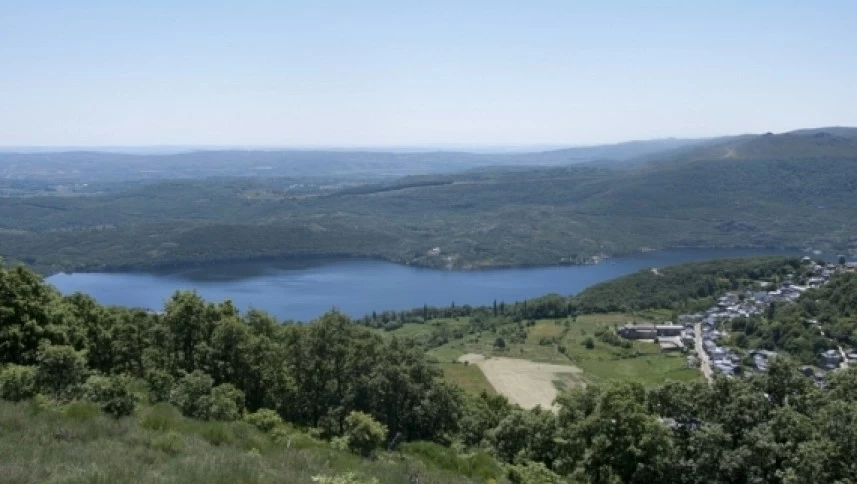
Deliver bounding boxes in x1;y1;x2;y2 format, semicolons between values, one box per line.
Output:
47;248;809;322
42;243;808;278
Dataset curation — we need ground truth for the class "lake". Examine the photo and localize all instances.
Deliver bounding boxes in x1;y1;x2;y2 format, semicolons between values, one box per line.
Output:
47;248;805;321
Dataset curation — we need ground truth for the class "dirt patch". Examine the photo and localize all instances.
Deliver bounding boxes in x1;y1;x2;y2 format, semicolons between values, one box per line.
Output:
458;353;584;410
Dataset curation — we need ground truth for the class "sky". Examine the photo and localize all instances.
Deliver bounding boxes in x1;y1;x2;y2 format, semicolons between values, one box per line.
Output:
2;1;856;148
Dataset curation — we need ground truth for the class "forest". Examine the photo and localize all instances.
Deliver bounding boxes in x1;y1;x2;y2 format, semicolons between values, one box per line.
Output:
3;259;857;482
2;131;857;274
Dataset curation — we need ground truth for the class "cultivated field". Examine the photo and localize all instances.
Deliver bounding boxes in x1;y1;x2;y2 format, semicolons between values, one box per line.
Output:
425;314;699;389
457;353;584;409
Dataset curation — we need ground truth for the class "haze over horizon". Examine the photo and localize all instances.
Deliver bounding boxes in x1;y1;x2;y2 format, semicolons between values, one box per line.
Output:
3;1;856;148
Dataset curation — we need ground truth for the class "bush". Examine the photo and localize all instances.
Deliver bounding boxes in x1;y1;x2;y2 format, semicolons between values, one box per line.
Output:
150;430;184;455
311;473;380;484
401;441;503;480
244;408;282;432
0;365;37;401
199;421;234;446
140;402;182;431
343;411;387;457
63;401;101;421
583;337;595;349
206;383;244;421
506;461;565;484
82;374;137;418
145;369;174;403
169;370;213;419
35;345;88;400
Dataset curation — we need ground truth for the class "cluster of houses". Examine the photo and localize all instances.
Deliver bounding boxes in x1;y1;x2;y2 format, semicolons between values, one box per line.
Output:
618;257;856;380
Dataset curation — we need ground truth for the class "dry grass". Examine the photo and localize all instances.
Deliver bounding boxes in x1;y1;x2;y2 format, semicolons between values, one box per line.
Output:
458;353;584;410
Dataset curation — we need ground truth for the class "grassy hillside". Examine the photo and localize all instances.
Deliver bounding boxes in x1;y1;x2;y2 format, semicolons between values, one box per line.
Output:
0;400;499;484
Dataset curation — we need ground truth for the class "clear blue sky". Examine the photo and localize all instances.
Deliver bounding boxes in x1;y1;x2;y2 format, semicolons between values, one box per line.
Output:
2;1;855;147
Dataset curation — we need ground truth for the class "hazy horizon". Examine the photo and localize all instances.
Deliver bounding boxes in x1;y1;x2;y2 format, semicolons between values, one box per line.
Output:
3;2;856;147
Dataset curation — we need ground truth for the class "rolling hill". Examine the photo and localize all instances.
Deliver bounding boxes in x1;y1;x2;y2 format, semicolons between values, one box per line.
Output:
0;128;856;273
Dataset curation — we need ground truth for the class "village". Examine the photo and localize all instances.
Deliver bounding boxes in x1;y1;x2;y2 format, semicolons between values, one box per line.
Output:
618;258;857;383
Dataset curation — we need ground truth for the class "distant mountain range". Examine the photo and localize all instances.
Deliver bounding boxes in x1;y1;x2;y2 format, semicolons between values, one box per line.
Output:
2;127;854;183
1;126;857;273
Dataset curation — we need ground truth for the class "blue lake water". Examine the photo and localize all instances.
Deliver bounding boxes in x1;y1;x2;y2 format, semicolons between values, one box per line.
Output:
47;249;805;321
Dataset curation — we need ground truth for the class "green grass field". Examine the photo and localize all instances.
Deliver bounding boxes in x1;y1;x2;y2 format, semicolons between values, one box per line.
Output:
437;362;496;396
411;313;699;391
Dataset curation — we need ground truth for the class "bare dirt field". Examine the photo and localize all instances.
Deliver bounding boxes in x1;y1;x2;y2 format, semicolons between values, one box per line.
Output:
457;353;585;409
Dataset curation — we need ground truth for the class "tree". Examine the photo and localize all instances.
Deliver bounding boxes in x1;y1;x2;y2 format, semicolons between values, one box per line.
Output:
163;291;216;374
839;255;847;266
111;309;153;377
343;411;387;457
63;293;116;374
35;344;88;400
169;370;214;419
494;337;506;349
0;266;64;365
145;369;175;403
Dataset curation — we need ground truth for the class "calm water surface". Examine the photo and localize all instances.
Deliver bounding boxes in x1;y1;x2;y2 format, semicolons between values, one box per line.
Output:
47;249;803;321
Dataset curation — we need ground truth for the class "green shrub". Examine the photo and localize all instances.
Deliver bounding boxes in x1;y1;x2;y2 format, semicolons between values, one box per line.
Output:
145;369;174;403
169;370;213;419
0;365;37;401
343;411;387;457
330;435;350;451
207;383;244;421
140;402;182;431
401;441;502;480
244;408;282;432
63;401;101;421
82;374;137;418
506;461;565;484
35;345;88;400
310;473;380;484
149;430;184;455
199;421;234;446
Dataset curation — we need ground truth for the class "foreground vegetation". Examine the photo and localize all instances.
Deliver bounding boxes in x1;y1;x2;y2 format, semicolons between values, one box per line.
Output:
0;399;495;483
4;256;857;482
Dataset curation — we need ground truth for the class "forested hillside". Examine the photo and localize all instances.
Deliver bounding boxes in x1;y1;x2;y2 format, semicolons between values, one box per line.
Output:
1;130;856;273
3;261;857;482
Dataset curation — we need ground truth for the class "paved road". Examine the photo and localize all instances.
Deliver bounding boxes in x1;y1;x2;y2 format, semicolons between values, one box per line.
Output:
694;322;713;383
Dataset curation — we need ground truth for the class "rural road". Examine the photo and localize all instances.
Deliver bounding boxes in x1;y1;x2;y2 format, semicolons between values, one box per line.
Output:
694;322;713;383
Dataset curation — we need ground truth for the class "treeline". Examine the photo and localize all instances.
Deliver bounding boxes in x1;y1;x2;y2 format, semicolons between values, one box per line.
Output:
358;294;572;331
574;256;804;313
359;258;804;332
